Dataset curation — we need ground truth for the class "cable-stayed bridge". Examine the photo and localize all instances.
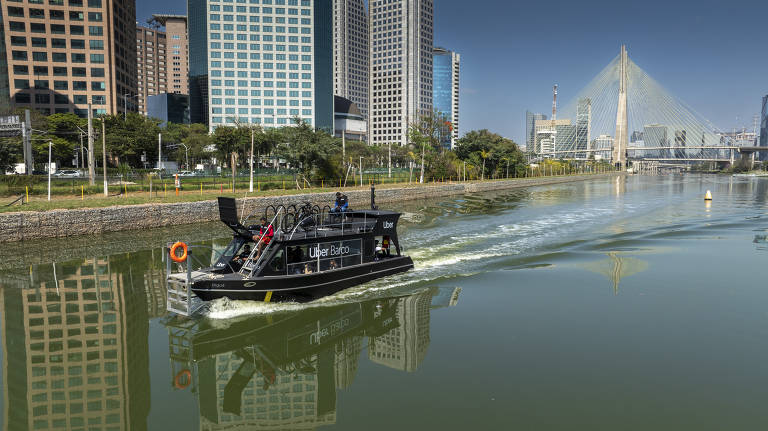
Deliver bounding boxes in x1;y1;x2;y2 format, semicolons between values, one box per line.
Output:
532;45;756;166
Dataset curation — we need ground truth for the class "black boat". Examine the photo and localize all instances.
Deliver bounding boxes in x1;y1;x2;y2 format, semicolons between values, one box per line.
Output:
166;186;414;315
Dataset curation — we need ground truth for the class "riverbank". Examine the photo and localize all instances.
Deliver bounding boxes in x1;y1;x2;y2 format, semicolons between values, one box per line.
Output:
0;173;623;243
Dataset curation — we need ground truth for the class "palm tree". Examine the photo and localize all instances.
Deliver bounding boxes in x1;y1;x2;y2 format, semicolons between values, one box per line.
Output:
407;151;417;184
480;149;491;180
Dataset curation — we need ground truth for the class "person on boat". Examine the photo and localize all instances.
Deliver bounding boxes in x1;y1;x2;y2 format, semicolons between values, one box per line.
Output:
253;217;274;260
233;244;252;263
328;259;338;270
331;192;348;213
382;236;391;257
303;263;313;274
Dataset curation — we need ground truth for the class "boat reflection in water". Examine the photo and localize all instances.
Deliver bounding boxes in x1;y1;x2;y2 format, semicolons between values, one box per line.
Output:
164;287;460;429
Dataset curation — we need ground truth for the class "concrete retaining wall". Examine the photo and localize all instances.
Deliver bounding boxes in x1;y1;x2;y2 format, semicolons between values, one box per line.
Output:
0;173;621;243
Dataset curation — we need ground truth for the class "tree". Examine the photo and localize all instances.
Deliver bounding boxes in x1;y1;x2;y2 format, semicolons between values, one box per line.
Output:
0;141;19;173
102;113;162;167
480;149;491;180
276;118;340;182
455;129;526;180
408;109;449;183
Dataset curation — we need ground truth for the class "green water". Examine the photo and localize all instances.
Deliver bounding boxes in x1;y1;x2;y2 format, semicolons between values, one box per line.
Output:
1;174;768;430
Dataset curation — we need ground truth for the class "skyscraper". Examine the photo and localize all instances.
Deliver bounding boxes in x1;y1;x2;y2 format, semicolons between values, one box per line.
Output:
526;111;547;153
674;129;687;159
576;98;591;156
760;95;768;161
644;124;668;159
0;13;10;108
154;15;189;95
136;16;189;115
333;0;368;118
135;26;168;114
432;46;460;149
0;0;137;116
368;0;433;145
188;0;334;131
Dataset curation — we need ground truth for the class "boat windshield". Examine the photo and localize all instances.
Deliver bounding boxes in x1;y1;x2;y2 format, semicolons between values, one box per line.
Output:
212;237;248;271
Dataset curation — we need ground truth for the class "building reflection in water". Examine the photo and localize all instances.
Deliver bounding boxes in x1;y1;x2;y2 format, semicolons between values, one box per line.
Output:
0;247;460;431
0;256;151;431
164;286;460;430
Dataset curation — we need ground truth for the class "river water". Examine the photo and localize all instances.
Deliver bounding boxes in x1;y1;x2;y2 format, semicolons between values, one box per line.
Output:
1;174;768;430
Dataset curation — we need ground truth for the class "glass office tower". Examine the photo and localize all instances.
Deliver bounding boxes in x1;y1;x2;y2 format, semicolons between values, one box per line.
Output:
188;0;333;131
433;46;459;149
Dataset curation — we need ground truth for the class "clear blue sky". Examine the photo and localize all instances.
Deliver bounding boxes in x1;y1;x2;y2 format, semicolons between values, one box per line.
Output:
137;0;768;145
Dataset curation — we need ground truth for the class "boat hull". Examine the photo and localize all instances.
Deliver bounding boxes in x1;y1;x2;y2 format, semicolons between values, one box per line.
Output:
191;256;414;302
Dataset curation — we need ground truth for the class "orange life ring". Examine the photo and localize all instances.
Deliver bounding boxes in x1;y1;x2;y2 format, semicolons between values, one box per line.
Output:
174;369;192;389
170;242;188;263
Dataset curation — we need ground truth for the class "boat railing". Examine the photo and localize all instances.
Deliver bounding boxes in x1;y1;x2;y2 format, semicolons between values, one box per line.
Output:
165;244;204;317
239;206;284;278
287;210;376;240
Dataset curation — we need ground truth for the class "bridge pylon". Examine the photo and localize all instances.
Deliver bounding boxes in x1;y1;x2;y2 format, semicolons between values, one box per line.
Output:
612;45;628;169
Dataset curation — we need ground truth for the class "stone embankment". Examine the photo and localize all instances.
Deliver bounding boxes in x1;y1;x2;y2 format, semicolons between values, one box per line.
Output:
0;173;622;243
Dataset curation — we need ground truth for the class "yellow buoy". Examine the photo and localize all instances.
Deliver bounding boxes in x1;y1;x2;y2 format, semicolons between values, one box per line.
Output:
704;190;712;201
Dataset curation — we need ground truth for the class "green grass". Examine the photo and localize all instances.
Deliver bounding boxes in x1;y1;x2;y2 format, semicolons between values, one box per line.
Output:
0;178;429;213
0;171;611;213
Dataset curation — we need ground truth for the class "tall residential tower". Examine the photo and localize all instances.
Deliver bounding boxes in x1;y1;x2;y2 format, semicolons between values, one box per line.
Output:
433;46;459;149
368;0;433;145
332;0;368;118
135;25;168;114
136;15;189;115
188;0;334;131
0;0;137;116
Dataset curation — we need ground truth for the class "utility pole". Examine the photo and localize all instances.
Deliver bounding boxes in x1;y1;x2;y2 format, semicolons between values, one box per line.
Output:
249;127;254;192
359;156;363;187
158;133;162;169
22;109;32;175
87;105;95;185
388;142;391;178
102;120;108;196
78;132;83;169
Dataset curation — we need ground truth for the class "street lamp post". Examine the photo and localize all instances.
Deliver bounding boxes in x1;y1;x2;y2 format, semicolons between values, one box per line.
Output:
47;141;52;201
249;127;254;192
359;156;363;187
102;120;108;196
178;143;190;170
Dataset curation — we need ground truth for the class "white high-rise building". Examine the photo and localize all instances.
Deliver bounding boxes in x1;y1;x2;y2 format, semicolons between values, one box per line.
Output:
368;0;434;145
189;0;334;131
333;0;369;118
